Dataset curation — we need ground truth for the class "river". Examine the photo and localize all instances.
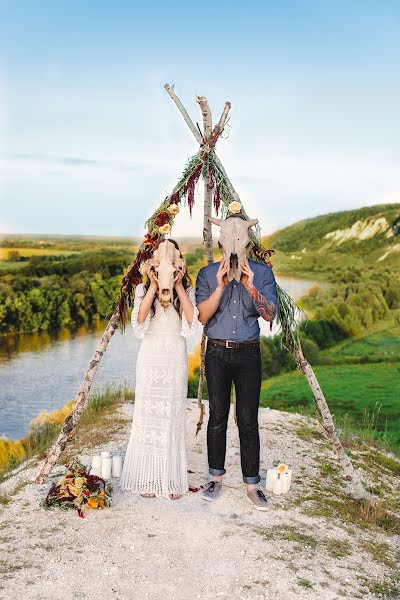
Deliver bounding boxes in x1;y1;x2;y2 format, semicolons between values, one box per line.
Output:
0;275;320;440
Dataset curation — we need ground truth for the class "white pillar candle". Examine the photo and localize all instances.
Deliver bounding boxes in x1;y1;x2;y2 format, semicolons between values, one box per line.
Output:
280;473;289;493
273;475;284;495
282;469;292;493
91;454;102;476
101;456;112;480
266;468;278;492
111;454;122;478
101;451;111;458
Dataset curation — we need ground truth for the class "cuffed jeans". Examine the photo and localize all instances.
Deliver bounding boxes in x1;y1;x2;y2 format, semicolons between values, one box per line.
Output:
205;341;262;484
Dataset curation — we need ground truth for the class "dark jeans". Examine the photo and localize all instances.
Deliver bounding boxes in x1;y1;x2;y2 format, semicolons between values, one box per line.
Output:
205;341;262;484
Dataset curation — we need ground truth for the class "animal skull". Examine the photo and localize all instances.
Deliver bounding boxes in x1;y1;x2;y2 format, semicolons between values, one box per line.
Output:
209;216;258;282
146;240;186;307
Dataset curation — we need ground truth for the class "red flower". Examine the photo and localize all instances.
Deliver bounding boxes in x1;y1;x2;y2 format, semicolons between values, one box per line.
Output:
140;249;151;261
155;211;170;226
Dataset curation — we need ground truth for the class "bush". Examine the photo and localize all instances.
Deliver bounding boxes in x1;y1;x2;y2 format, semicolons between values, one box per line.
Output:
299;336;321;364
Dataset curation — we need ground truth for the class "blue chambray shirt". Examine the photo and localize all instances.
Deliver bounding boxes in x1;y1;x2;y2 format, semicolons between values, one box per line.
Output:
195;259;278;340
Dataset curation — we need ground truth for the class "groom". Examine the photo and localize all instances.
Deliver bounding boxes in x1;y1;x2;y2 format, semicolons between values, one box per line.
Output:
195;210;278;511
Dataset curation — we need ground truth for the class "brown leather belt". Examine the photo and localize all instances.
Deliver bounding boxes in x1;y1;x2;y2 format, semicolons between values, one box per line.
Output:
207;337;260;349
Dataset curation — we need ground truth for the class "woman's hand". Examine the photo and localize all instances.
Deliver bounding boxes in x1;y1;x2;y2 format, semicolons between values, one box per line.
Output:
145;263;158;289
174;269;184;290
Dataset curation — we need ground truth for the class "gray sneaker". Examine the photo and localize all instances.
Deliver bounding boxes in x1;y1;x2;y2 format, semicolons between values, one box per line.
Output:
202;480;222;502
247;488;269;511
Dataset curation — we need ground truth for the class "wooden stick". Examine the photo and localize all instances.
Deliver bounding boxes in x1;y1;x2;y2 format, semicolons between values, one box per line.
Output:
164;83;204;145
35;309;121;483
212;101;232;139
164;85;368;498
196;94;214;434
196;95;212;140
295;347;370;499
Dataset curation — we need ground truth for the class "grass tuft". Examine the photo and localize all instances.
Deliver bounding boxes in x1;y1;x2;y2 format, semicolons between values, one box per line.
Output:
297;578;314;589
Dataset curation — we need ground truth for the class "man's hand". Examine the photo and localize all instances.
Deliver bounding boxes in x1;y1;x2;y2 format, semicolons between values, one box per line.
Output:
197;259;228;325
240;257;254;289
217;258;229;290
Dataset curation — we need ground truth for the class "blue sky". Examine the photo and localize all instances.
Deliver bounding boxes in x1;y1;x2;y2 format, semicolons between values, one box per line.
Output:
0;0;399;237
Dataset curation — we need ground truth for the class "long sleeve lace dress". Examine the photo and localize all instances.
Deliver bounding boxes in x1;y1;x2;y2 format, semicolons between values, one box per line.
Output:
119;283;199;498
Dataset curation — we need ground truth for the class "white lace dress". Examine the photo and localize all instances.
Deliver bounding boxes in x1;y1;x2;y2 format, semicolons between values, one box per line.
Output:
119;283;199;498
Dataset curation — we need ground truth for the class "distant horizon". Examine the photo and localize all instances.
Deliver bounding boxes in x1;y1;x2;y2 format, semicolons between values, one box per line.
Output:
1;200;399;240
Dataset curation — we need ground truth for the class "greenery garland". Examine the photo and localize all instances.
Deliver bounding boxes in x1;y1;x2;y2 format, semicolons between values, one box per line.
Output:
114;147;302;354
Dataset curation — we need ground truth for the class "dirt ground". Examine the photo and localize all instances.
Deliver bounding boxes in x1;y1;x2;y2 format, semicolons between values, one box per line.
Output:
0;400;399;600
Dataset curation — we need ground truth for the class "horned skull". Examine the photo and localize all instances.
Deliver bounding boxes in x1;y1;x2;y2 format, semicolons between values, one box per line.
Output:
146;239;186;307
209;215;258;282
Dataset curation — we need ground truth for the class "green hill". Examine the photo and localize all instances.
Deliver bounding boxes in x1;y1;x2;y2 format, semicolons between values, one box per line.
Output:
261;203;400;276
263;203;400;264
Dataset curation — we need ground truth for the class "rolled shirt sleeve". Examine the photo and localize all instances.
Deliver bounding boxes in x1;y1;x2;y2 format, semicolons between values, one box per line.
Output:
255;266;278;321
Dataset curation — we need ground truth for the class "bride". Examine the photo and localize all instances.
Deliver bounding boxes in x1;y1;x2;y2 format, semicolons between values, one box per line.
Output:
119;239;199;500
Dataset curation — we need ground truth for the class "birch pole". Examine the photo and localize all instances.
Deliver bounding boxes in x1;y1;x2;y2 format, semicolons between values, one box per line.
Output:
196;94;238;424
164;84;204;145
35;310;121;483
164;83;370;499
164;87;234;433
296;347;370;499
194;95;215;433
34;86;232;483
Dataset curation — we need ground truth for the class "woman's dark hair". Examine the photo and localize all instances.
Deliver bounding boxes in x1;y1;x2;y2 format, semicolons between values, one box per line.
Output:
143;238;193;318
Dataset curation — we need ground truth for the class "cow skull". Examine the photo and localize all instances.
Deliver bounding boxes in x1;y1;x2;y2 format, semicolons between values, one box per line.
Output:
209;216;258;282
146;240;186;307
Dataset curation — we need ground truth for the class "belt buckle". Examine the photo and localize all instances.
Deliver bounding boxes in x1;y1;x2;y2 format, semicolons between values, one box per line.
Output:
225;340;236;349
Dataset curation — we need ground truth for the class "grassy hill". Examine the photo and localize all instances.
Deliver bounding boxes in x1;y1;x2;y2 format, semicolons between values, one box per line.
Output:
257;204;400;455
262;203;400;275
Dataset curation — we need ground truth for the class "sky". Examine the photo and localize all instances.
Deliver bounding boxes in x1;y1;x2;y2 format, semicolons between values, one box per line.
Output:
0;0;399;238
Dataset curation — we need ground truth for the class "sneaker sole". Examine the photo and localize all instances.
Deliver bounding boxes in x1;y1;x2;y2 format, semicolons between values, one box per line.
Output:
246;495;269;511
202;494;217;502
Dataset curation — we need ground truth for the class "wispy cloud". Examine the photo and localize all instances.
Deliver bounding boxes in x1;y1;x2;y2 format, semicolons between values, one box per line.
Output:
0;152;138;172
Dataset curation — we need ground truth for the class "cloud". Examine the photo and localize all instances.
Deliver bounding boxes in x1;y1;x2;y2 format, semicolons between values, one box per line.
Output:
0;152;138;172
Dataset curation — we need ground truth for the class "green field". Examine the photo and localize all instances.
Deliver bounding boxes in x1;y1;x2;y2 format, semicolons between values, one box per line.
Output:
261;362;400;451
322;326;400;363
0;247;83;259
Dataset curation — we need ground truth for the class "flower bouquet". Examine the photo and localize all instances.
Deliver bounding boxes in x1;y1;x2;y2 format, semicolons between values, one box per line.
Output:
40;459;113;518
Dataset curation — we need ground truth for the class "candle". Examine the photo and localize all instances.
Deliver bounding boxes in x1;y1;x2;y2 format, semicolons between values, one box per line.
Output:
101;451;111;458
91;454;102;477
273;475;283;495
111;454;122;478
266;468;278;492
281;469;292;493
101;456;112;480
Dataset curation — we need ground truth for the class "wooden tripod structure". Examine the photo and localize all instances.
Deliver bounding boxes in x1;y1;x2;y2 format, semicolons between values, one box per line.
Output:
35;84;370;501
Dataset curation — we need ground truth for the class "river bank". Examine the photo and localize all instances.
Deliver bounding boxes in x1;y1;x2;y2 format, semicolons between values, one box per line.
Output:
0;274;321;441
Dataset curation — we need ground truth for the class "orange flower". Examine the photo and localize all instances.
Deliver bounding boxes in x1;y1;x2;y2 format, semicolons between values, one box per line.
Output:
68;484;80;497
277;463;288;475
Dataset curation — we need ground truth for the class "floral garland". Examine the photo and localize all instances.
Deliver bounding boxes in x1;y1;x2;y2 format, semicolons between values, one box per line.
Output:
40;459;113;518
116;149;277;332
